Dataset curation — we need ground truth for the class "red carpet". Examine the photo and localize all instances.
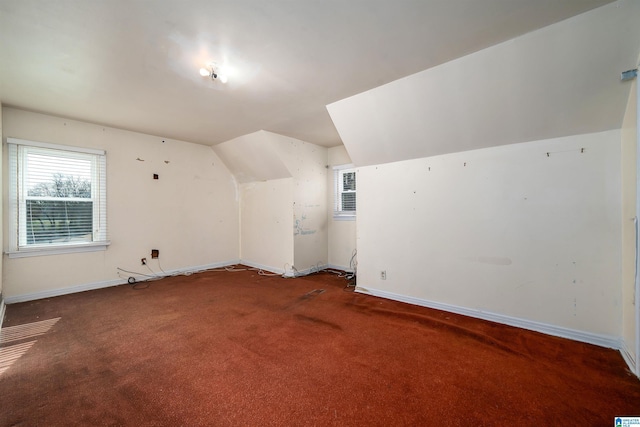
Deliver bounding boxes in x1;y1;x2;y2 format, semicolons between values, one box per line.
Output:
1;268;639;426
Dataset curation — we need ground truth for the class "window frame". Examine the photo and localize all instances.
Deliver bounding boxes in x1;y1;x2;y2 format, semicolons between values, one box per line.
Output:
7;138;110;258
333;164;356;221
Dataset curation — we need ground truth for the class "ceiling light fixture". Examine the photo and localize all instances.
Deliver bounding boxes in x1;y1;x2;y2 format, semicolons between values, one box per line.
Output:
199;62;228;83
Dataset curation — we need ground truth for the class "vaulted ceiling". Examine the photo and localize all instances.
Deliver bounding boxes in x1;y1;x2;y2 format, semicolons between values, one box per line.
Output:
328;0;640;166
0;0;617;148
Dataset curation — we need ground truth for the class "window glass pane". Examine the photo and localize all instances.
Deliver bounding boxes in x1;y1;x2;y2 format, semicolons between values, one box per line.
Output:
27;173;92;198
26;152;92;198
8;139;108;254
26;200;93;244
342;193;356;211
342;172;356;191
334;166;356;217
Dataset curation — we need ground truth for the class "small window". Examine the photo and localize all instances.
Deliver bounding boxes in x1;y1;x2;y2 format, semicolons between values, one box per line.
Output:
7;138;109;257
334;165;356;220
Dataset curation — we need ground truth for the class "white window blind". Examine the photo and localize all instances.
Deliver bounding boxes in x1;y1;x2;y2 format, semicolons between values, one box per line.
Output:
333;164;356;220
7;138;108;256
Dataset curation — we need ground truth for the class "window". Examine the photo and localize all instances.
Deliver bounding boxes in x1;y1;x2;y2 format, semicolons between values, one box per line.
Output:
7;138;108;257
333;164;356;220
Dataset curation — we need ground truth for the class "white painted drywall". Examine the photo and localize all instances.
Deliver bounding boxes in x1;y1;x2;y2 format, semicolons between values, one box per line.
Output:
327;1;640;167
264;132;328;272
2;107;240;298
0;103;3;300
239;178;294;273
622;77;638;363
213;131;292;183
356;130;622;336
217;130;327;274
327;146;356;270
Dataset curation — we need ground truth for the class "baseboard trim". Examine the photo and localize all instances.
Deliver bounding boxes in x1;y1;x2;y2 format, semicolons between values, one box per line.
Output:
620;338;637;375
327;264;354;273
237;261;328;277
5;278;127;304
355;286;620;350
237;260;335;278
160;259;241;277
4;259;241;304
0;296;6;330
289;263;328;278
239;260;286;276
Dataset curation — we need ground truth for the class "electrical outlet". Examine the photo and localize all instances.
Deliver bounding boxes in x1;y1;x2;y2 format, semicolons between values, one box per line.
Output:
141;258;147;265
380;270;386;280
151;249;159;259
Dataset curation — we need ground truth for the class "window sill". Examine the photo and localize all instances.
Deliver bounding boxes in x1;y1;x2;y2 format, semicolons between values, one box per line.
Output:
6;241;111;259
333;214;356;221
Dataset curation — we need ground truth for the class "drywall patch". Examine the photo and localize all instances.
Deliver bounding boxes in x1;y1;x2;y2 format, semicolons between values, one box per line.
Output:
294;214;316;236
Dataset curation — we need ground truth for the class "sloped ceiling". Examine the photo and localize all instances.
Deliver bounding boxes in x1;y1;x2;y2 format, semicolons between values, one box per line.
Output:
0;0;614;148
213;130;327;184
327;0;640;166
213;131;292;183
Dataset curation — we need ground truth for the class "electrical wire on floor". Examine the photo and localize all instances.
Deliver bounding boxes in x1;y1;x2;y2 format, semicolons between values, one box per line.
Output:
164;260;347;280
253;268;282;276
117;259;210;289
117;250;357;291
342;249;357;291
116;267;162;290
210;265;280;276
155;260;245;277
279;251;357;291
343;276;356;292
116;261;282;289
320;266;356;292
347;249;357;280
283;262;329;278
130;280;151;290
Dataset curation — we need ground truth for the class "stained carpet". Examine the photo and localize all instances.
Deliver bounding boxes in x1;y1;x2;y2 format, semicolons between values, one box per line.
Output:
1;269;639;426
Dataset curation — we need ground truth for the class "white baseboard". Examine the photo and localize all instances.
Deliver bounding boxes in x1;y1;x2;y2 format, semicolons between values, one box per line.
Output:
4;259;241;304
327;264;354;273
290;263;329;278
238;260;286;275
355;286;621;350
0;297;5;330
159;259;241;277
5;278;127;305
4;258;340;304
237;260;330;278
238;260;336;278
619;338;637;376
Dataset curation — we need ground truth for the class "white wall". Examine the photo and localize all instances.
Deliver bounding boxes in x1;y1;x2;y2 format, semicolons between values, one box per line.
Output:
327;145;356;270
0;103;3;300
327;1;640;167
356;130;622;337
215;130;327;274
240;178;294;273
267;133;327;272
621;77;637;365
2;107;239;300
